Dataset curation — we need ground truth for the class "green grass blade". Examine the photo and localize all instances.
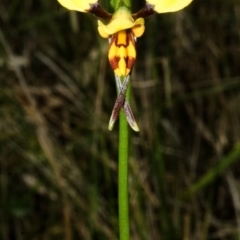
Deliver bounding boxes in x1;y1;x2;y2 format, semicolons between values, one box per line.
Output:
183;143;240;198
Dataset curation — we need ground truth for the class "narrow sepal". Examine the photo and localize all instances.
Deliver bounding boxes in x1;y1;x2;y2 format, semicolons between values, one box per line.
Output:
109;75;139;132
108;75;130;131
122;100;139;132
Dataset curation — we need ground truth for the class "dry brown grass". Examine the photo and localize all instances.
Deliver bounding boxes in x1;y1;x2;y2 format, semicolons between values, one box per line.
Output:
1;0;240;239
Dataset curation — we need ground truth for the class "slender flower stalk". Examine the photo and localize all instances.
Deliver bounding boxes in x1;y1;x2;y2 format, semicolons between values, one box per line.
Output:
118;102;130;240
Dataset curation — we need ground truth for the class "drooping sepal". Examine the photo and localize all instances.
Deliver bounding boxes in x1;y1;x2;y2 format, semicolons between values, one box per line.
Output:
122;100;139;132
108;75;139;132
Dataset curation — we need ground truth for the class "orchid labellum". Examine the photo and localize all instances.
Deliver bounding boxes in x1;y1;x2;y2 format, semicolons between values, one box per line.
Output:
57;0;193;131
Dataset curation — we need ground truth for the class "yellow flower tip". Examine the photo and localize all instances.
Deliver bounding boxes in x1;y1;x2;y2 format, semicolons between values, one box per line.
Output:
108;118;115;131
108;114;140;132
131;122;140;132
57;0;97;12
97;6;145;38
147;0;193;13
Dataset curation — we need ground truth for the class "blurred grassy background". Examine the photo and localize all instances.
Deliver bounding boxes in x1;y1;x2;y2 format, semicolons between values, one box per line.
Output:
1;0;240;239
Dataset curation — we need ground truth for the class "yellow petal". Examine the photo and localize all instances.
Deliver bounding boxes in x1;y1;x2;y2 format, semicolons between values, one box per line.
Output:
146;0;192;13
98;21;110;38
98;19;134;38
57;0;97;12
131;18;145;37
98;7;134;36
98;6;145;38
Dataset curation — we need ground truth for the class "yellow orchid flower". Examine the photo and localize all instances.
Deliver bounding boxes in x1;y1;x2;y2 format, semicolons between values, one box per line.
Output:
56;0;193;131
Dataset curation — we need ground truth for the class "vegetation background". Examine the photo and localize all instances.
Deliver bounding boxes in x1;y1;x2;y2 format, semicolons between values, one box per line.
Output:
1;0;240;239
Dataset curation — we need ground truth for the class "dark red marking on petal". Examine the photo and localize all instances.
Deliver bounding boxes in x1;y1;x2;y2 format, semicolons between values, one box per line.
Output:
109;56;120;70
126;57;135;70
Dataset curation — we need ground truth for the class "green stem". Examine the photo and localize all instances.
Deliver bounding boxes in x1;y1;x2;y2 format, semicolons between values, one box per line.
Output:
118;85;130;240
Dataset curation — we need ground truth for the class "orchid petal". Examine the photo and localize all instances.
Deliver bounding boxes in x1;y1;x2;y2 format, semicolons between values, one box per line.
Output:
57;0;97;12
146;0;192;13
98;6;144;38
